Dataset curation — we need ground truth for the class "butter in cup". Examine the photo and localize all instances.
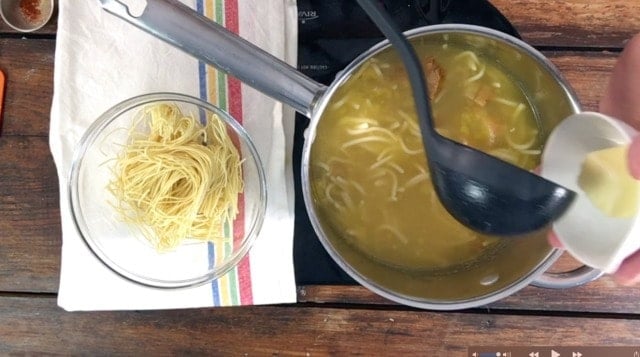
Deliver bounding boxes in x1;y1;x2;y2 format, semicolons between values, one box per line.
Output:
541;112;640;273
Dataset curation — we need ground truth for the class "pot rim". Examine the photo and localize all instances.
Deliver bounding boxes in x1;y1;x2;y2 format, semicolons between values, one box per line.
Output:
300;23;581;310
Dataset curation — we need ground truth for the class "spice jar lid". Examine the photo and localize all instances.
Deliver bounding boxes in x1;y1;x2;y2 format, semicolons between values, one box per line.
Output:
0;0;54;33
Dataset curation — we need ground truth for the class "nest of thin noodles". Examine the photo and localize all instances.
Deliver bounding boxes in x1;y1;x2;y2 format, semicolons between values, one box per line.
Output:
109;104;243;251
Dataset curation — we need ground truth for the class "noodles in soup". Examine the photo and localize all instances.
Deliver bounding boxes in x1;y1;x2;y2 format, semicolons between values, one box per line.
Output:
310;37;541;270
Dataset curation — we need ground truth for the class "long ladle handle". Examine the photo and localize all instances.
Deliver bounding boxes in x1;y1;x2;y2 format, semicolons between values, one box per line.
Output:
355;0;439;152
99;0;326;117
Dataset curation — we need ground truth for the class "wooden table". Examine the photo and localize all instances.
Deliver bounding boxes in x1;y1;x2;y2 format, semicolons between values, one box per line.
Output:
1;1;640;355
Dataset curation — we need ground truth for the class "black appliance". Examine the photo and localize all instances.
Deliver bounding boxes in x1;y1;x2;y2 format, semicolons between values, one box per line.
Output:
293;0;520;284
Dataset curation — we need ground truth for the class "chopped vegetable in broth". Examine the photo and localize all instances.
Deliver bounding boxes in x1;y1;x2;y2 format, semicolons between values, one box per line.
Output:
310;38;542;271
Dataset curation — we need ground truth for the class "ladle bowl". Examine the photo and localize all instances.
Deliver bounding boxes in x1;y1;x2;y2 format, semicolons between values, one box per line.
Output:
428;136;576;235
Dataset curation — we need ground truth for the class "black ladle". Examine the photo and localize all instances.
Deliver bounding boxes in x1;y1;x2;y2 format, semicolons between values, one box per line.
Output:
355;0;576;236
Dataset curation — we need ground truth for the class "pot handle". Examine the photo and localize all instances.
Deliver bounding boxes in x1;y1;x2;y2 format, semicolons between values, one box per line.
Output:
100;0;326;117
531;265;603;289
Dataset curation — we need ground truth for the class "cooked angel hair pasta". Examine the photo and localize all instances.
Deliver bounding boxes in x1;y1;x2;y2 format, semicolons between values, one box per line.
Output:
311;37;541;270
109;103;243;251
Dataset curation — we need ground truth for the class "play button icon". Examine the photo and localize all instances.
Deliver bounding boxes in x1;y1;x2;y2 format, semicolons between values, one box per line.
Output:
551;351;560;357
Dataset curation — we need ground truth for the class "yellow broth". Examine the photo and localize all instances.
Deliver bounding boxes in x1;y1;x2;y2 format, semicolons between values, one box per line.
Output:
310;38;542;271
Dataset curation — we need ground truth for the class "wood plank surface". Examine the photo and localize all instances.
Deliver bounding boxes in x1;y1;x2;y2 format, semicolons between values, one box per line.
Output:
0;38;55;137
0;136;61;293
490;0;640;49
547;51;616;114
2;294;638;354
2;295;640;355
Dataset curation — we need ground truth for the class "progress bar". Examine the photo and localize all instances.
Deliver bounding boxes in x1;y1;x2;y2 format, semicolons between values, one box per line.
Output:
469;347;640;357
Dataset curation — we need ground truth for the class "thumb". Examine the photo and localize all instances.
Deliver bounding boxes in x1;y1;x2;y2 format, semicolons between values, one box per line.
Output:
628;135;640;179
547;230;564;248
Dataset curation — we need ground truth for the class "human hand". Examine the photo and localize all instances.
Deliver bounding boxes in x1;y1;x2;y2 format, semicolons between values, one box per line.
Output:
549;34;640;285
599;34;640;131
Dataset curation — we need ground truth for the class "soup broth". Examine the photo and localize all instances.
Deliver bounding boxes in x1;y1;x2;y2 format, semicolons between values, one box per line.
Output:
310;37;542;271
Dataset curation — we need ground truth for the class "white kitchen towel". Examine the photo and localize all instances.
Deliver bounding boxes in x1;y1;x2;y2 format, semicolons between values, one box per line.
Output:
50;0;298;311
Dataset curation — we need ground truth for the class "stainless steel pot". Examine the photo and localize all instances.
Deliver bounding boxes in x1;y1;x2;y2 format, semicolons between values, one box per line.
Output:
102;0;602;309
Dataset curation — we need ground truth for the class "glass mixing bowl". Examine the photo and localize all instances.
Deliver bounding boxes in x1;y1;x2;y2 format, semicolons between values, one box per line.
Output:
69;93;266;288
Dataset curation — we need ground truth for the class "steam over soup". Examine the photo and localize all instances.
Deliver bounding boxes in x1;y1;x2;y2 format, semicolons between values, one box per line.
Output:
310;38;542;271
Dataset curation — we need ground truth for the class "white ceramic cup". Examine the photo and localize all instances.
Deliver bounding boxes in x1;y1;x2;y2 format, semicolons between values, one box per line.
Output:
541;112;640;273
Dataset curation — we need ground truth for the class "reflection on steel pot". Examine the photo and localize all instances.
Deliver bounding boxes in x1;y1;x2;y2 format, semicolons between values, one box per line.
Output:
101;0;602;310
